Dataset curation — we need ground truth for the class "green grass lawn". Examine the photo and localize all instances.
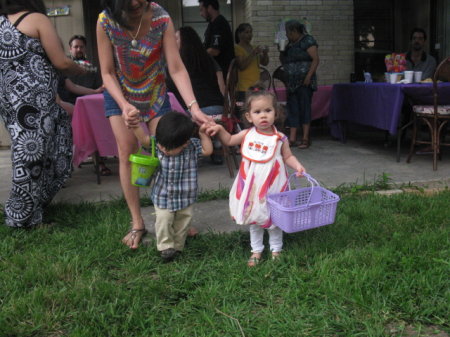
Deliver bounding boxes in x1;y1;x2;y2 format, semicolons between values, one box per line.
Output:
0;191;449;337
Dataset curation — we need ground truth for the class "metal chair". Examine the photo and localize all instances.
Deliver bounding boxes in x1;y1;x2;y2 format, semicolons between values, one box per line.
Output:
259;66;272;90
271;65;288;104
406;57;450;170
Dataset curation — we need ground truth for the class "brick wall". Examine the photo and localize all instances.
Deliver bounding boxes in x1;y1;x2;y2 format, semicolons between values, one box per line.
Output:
243;0;354;85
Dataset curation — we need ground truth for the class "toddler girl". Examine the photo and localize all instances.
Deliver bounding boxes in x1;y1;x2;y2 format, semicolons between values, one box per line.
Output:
208;85;305;266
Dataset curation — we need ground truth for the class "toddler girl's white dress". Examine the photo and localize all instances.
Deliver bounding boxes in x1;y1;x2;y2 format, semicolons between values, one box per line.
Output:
229;126;289;227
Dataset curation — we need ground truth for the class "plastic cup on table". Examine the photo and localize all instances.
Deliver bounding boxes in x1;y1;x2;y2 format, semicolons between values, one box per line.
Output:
389;73;398;84
414;71;423;83
404;71;414;83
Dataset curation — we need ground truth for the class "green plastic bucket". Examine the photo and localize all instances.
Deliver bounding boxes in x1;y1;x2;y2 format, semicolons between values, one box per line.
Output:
129;137;159;187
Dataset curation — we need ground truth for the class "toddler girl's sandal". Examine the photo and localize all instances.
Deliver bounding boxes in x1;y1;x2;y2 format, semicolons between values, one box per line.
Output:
272;252;281;260
247;256;261;267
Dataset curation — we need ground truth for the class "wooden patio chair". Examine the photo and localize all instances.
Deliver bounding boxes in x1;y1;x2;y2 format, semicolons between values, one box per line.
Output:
220;59;240;177
406;57;450;170
271;65;289;130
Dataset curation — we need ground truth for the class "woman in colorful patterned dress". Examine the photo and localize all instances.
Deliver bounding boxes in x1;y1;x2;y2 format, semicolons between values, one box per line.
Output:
207;85;306;267
97;0;211;249
0;0;86;228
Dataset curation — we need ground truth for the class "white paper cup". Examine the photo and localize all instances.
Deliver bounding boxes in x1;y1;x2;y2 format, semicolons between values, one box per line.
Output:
389;73;398;84
279;39;286;51
404;71;414;83
414;71;423;82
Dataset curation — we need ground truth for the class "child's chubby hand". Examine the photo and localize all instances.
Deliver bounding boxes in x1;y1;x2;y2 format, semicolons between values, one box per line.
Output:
206;124;222;137
198;123;209;135
294;164;306;177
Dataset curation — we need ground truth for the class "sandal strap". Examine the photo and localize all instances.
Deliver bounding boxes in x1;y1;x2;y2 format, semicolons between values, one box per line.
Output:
129;228;147;234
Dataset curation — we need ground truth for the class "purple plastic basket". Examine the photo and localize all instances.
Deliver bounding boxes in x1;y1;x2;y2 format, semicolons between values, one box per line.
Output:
267;173;340;233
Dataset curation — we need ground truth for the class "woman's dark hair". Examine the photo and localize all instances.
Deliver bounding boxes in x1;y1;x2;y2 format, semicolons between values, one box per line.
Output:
285;19;306;35
0;0;47;15
100;0;139;29
155;111;194;150
199;0;219;11
235;23;252;44
178;26;217;83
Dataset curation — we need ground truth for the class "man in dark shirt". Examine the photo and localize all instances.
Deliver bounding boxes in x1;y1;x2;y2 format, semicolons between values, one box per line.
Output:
405;28;436;80
64;35;102;104
199;0;234;80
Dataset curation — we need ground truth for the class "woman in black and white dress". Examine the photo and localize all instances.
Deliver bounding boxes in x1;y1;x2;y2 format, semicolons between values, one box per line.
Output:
0;0;85;227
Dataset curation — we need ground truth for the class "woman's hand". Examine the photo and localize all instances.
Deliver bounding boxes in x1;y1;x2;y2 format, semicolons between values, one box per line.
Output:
303;76;312;87
191;108;214;126
94;85;105;94
122;104;141;128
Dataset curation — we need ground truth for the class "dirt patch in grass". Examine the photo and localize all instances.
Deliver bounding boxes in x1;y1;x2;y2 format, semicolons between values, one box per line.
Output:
386;323;449;337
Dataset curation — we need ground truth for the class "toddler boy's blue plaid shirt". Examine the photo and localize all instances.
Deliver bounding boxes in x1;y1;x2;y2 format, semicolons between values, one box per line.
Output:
151;138;202;211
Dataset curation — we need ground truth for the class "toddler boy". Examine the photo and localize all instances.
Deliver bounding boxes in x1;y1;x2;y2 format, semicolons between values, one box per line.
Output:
133;111;213;261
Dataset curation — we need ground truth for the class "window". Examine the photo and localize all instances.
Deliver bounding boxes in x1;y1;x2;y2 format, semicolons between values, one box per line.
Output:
181;0;232;40
354;0;394;81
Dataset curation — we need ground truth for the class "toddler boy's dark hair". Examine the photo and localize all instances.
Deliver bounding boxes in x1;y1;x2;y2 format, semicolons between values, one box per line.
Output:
155;111;195;150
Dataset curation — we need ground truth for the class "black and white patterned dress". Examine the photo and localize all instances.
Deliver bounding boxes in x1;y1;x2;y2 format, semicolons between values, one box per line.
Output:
0;15;72;228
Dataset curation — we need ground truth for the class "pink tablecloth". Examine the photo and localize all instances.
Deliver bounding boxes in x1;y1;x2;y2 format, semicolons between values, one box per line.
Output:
273;85;332;120
72;93;184;167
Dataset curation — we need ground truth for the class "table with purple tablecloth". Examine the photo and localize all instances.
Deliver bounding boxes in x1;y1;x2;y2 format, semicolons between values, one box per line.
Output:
329;82;450;141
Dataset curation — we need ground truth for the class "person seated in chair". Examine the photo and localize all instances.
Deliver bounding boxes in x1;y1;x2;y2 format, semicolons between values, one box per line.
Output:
405;28;436;80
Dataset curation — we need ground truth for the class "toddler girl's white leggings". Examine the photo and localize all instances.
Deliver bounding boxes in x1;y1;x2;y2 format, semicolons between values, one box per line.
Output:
249;224;283;253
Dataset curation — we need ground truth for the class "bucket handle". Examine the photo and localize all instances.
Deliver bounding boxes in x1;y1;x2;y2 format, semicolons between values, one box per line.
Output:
138;136;157;158
288;173;320;207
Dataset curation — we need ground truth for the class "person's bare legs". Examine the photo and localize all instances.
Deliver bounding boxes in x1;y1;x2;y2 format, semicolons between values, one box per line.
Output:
298;123;311;149
109;116;144;248
289;127;297;145
302;124;310;141
149;116;161;137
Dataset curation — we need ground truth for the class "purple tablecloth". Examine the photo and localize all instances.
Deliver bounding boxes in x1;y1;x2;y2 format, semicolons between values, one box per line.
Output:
330;82;450;141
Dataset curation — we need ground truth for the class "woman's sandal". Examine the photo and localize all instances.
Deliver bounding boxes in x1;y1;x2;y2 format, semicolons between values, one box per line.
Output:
298;139;311;149
122;228;147;249
289;140;299;147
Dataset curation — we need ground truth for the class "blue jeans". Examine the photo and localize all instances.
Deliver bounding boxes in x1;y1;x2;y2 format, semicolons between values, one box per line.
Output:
286;86;313;127
103;89;171;119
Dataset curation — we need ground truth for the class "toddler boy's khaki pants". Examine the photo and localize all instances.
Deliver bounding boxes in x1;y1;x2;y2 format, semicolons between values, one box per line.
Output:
154;205;193;251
